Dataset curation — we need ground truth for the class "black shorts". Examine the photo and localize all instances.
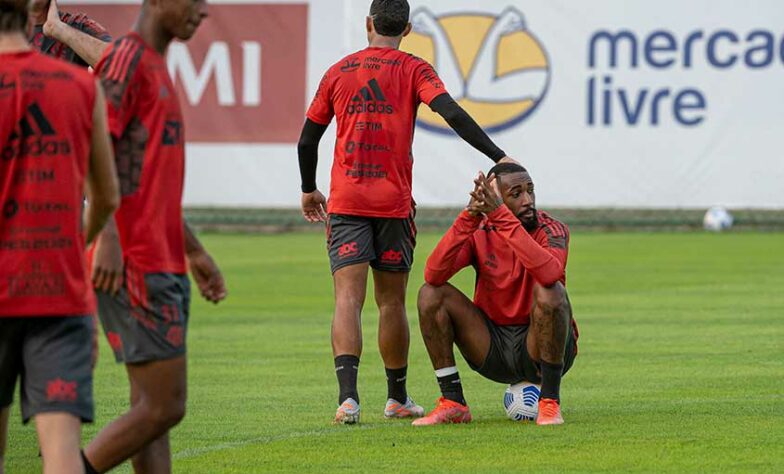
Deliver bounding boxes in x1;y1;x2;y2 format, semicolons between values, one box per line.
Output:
469;317;578;385
0;316;94;424
97;270;191;364
326;212;417;274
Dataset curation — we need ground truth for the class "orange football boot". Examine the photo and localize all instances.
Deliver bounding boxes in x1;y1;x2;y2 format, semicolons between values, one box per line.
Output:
411;397;472;426
536;398;564;425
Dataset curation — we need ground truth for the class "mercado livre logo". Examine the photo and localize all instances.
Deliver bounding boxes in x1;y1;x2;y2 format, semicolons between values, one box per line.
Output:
403;6;550;135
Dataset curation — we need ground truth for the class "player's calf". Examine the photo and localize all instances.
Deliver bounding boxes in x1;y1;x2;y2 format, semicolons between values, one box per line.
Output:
530;282;571;424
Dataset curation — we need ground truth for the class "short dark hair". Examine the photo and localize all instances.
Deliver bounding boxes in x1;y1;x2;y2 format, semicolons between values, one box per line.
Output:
0;0;28;33
369;0;410;37
488;162;527;178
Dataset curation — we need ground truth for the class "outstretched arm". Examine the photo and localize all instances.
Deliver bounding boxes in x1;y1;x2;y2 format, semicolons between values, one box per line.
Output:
429;93;507;163
43;0;110;67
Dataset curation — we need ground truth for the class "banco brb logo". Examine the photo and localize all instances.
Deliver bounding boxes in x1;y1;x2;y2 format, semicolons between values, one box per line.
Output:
404;7;550;134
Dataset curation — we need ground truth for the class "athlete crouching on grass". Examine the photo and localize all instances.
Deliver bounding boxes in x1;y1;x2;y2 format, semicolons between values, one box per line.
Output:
298;0;515;425
413;163;579;426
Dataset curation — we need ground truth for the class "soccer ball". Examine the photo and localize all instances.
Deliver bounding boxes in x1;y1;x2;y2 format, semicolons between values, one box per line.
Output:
503;382;541;421
703;206;734;232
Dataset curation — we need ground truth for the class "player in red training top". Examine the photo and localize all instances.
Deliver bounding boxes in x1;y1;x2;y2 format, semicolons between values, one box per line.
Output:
77;1;227;473
298;0;514;424
29;0;110;66
413;163;579;426
0;1;119;472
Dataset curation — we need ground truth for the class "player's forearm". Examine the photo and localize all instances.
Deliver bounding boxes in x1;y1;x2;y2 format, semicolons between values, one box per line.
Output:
488;207;565;286
297;119;328;193
424;211;479;285
430;94;506;162
48;21;109;67
183;222;206;256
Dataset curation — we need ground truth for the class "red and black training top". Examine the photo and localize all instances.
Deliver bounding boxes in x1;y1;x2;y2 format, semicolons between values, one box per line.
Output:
425;207;579;341
30;12;111;66
93;33;186;275
0;50;96;317
307;47;446;218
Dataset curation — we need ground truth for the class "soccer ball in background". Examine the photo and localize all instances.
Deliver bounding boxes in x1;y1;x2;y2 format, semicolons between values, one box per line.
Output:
503;382;541;421
703;206;734;232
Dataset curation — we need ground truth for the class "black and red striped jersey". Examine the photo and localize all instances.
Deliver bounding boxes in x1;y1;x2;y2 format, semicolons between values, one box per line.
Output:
91;33;186;275
30;12;111;67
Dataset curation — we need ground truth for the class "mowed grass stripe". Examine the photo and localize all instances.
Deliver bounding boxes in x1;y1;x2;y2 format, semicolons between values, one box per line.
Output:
6;232;783;473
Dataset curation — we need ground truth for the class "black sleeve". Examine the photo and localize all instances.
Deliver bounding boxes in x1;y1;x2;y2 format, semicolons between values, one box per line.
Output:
297;119;329;193
429;93;506;163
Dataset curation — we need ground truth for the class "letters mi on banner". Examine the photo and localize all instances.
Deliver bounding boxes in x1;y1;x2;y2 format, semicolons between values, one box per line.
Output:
69;2;307;143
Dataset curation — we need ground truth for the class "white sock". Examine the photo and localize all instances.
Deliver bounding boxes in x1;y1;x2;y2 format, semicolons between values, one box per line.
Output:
435;366;458;378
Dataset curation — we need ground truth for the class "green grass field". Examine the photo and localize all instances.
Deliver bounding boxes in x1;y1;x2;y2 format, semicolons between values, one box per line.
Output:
6;231;784;473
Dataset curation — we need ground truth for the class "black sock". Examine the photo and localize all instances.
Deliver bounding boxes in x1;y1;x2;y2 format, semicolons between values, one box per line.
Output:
81;450;99;474
540;361;564;402
335;354;360;405
385;366;408;404
437;372;466;406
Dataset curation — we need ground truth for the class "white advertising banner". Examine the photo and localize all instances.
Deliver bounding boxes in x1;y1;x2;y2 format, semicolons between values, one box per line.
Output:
62;0;784;208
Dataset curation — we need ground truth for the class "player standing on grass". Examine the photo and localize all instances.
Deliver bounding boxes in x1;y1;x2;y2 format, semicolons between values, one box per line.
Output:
298;0;514;424
0;1;119;472
413;163;578;426
73;1;227;473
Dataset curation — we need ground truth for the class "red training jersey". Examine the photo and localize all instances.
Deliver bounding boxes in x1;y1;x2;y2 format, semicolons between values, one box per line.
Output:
0;50;96;317
307;47;447;218
93;33;186;274
425;207;578;340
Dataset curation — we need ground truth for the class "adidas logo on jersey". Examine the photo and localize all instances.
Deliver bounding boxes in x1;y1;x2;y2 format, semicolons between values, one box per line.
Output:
346;79;394;115
1;103;71;161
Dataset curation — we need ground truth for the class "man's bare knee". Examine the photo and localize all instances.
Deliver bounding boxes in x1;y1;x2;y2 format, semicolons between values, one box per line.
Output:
143;397;186;432
533;281;568;314
417;283;447;317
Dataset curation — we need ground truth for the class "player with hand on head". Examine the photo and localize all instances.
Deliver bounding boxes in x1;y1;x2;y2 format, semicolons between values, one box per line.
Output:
78;1;227;473
298;0;515;424
413;163;579;426
0;1;119;472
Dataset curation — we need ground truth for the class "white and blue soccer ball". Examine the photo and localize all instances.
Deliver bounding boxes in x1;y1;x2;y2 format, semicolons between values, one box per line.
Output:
703;206;734;232
503;382;541;421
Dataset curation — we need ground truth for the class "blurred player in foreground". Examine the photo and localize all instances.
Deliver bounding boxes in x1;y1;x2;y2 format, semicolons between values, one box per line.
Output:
414;163;579;426
0;1;119;472
298;0;514;424
77;1;227;472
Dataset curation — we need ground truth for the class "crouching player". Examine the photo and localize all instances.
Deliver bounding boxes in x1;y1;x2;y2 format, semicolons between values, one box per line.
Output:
414;163;579;426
